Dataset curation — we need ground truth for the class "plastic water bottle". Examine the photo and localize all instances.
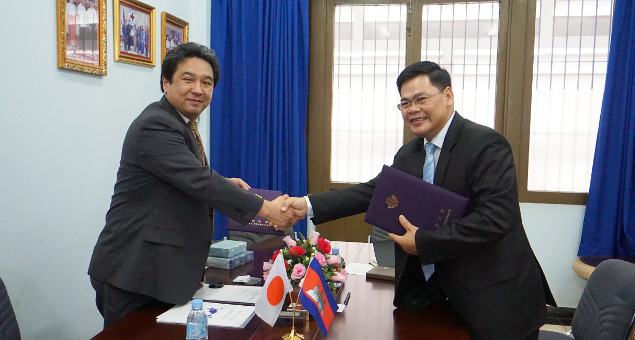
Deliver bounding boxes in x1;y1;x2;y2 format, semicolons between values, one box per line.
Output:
331;248;344;288
332;248;344;266
186;299;208;340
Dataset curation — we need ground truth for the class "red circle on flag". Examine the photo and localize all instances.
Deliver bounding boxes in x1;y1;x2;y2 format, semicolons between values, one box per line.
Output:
267;276;285;306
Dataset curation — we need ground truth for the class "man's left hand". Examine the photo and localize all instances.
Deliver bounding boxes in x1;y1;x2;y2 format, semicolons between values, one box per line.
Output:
388;215;419;255
228;177;251;190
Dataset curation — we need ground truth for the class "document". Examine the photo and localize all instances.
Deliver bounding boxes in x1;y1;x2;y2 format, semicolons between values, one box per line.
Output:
157;301;255;328
343;262;374;276
192;284;262;305
226;188;285;235
365;165;468;236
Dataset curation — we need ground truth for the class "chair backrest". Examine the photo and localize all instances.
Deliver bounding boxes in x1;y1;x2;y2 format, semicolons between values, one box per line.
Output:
369;226;390;243
572;259;635;340
372;239;395;267
0;277;21;340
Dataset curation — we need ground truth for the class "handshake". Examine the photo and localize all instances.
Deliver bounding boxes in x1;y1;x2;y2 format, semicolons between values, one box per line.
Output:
227;178;307;230
257;195;309;230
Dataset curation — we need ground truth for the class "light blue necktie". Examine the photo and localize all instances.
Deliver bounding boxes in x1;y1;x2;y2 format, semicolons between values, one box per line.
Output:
422;142;436;280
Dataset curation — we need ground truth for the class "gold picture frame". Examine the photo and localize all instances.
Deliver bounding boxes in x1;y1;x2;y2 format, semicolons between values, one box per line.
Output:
113;0;155;67
57;0;107;76
161;12;189;63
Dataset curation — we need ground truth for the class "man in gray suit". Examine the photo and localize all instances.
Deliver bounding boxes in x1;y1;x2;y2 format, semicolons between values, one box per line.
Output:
281;61;555;339
88;42;298;328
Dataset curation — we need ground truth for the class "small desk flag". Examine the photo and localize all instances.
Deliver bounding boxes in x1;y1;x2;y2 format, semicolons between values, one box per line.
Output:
299;258;338;337
255;253;292;326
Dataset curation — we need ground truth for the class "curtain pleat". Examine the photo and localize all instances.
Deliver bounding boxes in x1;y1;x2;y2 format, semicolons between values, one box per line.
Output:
210;0;309;239
578;0;635;257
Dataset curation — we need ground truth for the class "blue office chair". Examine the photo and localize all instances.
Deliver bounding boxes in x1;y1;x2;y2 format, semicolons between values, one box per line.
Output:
0;276;21;340
539;259;635;340
369;226;390;243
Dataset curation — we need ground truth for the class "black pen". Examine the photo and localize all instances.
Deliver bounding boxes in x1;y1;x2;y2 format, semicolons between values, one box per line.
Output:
343;292;351;306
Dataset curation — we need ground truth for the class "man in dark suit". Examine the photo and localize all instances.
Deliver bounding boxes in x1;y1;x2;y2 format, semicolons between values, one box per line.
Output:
88;42;298;328
282;61;556;339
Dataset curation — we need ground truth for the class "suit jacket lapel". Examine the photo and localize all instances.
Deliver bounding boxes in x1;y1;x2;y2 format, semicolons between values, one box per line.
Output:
158;96;204;164
400;136;426;178
435;112;464;186
159;96;187;126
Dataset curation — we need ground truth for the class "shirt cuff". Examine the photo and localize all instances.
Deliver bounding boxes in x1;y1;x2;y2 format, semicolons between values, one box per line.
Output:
304;196;314;218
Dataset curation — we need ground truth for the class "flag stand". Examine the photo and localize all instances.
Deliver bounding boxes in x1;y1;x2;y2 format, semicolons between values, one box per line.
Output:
282;292;304;340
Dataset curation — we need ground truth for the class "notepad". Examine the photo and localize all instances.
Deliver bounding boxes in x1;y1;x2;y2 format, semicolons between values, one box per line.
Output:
156;301;255;328
192;284;262;305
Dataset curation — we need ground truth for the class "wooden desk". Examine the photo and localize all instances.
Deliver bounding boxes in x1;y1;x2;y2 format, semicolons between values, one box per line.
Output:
92;239;468;339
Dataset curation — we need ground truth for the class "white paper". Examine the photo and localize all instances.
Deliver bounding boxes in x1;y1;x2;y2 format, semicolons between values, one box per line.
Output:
344;262;374;276
232;275;250;283
157;301;255;328
192;284;262;304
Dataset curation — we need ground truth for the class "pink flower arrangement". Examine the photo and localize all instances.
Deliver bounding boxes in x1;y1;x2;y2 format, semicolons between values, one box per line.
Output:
291;263;306;280
263;231;347;294
314;251;327;266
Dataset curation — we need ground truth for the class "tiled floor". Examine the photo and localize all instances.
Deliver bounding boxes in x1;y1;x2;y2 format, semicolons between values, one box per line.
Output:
540;323;572;334
541;306;574;334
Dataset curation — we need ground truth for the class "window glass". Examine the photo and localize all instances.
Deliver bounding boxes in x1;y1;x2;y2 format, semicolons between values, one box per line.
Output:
529;0;614;192
331;4;407;183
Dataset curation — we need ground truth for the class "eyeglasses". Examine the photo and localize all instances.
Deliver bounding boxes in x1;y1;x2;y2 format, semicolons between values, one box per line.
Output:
396;91;442;111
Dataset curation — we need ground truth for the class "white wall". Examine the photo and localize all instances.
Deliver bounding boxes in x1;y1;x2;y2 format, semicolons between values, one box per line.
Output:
521;203;588;307
0;1;210;339
0;2;587;339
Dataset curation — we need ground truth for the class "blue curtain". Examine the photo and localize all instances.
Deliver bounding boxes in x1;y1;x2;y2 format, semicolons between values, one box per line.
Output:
578;0;635;258
210;0;309;239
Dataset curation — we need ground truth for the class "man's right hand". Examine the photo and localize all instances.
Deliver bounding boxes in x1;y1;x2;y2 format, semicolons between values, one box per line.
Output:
280;196;308;219
258;195;302;230
281;197;309;218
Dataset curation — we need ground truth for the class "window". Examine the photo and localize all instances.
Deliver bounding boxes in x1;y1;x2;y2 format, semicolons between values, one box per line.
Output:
330;2;501;183
331;4;407;183
420;2;500;128
308;0;615;240
528;0;614;193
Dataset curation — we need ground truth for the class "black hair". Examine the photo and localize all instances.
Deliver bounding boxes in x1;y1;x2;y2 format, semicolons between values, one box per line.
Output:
160;42;220;92
396;61;452;94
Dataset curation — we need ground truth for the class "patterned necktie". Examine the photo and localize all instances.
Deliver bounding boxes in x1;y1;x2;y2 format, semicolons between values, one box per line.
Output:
188;119;208;167
422;142;437;280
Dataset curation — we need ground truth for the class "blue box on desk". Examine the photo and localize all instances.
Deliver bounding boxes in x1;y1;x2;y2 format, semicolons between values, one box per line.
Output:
209;239;247;258
207;250;254;269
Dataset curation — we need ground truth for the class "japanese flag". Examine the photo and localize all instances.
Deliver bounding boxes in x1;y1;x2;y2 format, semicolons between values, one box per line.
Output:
255;253;292;326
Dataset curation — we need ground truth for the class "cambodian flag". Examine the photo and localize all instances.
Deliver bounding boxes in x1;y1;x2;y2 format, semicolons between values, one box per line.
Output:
299;258;338;337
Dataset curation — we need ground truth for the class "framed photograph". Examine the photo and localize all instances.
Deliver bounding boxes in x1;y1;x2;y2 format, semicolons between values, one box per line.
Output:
113;0;155;67
57;0;107;76
161;12;189;63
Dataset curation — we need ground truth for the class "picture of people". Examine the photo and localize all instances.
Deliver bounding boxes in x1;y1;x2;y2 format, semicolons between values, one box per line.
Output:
161;12;188;63
119;5;151;58
165;25;183;55
64;0;100;66
58;0;106;75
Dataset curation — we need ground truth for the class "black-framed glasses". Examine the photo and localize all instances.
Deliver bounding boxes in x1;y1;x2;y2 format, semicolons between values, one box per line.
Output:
396;91;442;111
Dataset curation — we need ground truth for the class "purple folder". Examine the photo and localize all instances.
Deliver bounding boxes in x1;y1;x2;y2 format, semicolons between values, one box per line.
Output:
364;165;468;236
226;188;285;235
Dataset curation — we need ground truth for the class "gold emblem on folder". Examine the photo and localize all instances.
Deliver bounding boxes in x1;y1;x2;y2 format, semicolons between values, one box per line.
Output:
386;195;399;209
